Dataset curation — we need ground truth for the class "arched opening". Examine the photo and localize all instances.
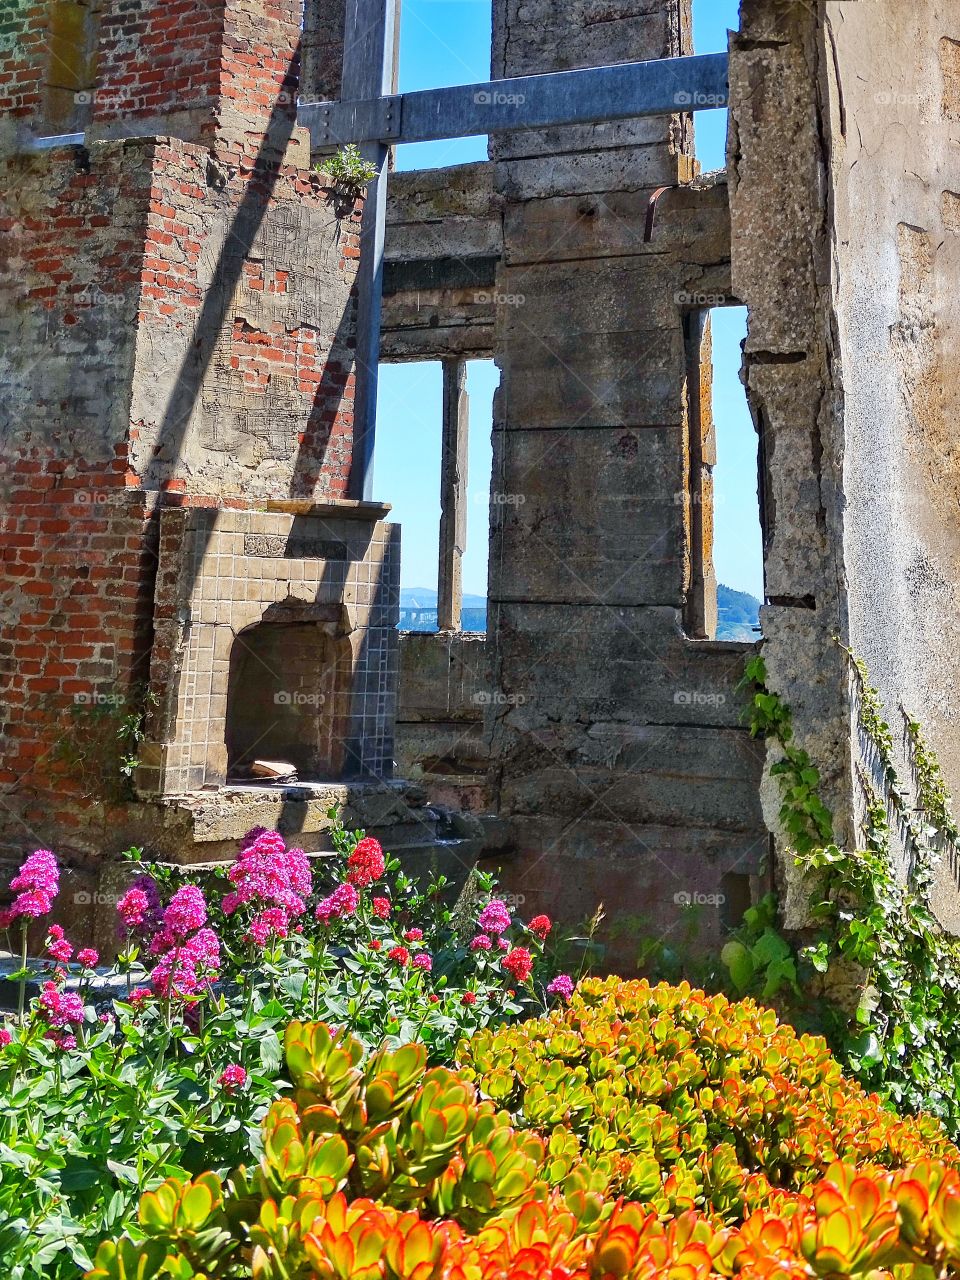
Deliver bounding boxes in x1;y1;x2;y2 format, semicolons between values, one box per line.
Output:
225;618;351;783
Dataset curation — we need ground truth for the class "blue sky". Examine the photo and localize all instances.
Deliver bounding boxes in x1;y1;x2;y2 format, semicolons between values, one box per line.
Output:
373;0;764;602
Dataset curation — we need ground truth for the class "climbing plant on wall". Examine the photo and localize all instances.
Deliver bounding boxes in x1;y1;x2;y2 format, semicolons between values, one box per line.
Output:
727;651;960;1136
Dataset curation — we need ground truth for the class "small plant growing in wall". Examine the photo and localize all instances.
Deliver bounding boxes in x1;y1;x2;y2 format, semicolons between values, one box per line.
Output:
318;143;379;199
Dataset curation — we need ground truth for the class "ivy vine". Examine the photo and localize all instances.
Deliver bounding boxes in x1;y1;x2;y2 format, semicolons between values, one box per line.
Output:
727;650;960;1136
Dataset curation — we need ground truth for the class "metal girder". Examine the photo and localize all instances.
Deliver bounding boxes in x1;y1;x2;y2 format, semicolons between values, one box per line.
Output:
299;51;728;149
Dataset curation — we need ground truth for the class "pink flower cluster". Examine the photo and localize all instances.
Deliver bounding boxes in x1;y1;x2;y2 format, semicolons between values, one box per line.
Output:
316;882;359;925
546;974;574;1001
6;850;59;922
147;885;221;999
477;899;511;935
219;1064;248;1094
224;828;312;946
46;925;73;964
39;981;84;1029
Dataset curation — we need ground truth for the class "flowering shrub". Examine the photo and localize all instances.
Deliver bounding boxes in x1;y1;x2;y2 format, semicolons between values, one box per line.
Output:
90;990;960;1280
0;826;565;1278
455;977;958;1209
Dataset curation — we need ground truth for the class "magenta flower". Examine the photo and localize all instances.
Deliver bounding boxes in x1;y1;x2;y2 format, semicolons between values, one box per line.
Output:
469;934;492;952
45;925;73;964
117;887;150;929
128;988;152;1008
0;1028;11;1047
150;950;199;999
45;1029;77;1052
547;974;574;1001
185;927;220;976
39;982;84;1028
315;882;359;924
477;899;511;935
11;850;59;896
10;851;59;921
219;1063;248;1094
163;885;207;941
0;908;15;930
11;888;54;919
77;948;99;969
227;830;312;921
403;928;423;943
412;952;432;972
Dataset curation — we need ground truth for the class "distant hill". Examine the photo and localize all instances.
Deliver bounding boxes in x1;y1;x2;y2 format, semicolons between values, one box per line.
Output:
399;587;487;611
398;585;761;640
717;584;761;641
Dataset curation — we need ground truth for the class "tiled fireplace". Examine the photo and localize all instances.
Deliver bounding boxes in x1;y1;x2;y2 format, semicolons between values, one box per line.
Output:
138;501;400;796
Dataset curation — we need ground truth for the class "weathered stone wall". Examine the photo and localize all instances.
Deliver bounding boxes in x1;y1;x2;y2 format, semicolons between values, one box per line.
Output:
396;632;491;811
383;163;501;360
480;0;768;965
727;1;853;926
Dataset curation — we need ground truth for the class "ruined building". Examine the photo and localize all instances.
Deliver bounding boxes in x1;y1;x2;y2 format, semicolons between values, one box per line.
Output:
2;0;960;961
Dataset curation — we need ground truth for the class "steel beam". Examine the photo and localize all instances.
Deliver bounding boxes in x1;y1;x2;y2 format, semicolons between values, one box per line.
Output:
342;0;401;502
300;52;727;149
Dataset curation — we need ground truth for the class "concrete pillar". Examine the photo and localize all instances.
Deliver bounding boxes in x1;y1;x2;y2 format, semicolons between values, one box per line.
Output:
438;358;469;631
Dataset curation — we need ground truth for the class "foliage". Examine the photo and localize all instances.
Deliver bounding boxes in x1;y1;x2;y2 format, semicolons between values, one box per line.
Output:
0;822;567;1278
729;648;960;1139
49;688;156;802
91;979;960;1280
319;144;379;194
740;655;834;857
456;976;958;1208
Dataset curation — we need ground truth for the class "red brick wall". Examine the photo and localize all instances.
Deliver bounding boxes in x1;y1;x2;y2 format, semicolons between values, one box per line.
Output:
0;1;48;121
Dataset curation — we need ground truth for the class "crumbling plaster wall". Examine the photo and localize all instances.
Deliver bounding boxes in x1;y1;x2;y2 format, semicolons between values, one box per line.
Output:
822;0;960;925
729;0;960;929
